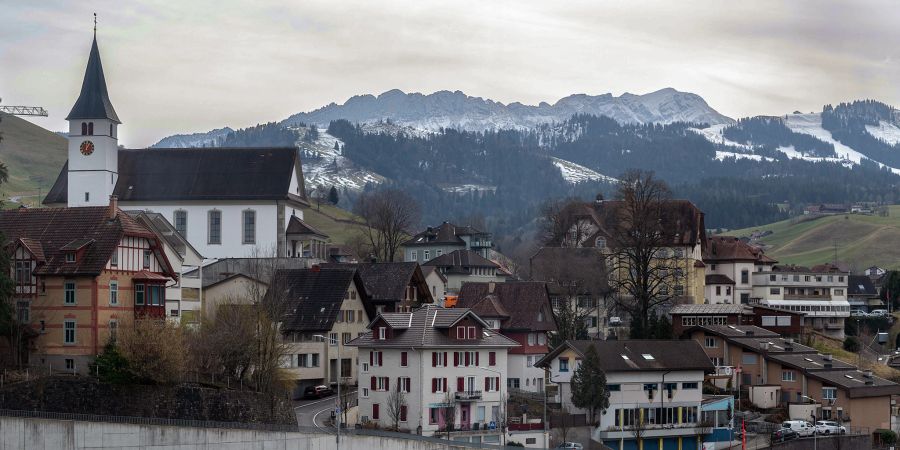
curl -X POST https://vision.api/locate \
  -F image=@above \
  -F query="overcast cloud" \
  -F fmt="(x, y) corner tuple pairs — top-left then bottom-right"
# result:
(2, 0), (899, 147)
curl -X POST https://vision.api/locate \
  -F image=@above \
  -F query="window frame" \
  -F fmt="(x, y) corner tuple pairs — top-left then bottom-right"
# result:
(109, 281), (118, 305)
(173, 210), (188, 237)
(64, 280), (77, 305)
(207, 210), (222, 245)
(135, 283), (145, 305)
(64, 319), (76, 344)
(242, 209), (257, 245)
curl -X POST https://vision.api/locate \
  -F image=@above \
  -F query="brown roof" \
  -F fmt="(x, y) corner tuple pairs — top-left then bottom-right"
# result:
(348, 305), (520, 349)
(705, 274), (736, 285)
(669, 304), (745, 315)
(404, 222), (487, 247)
(285, 215), (329, 238)
(424, 249), (502, 270)
(688, 324), (780, 338)
(528, 247), (609, 294)
(272, 267), (368, 332)
(421, 265), (447, 283)
(536, 339), (715, 373)
(768, 353), (855, 372)
(806, 370), (900, 398)
(588, 199), (707, 249)
(704, 236), (776, 264)
(457, 282), (557, 332)
(0, 206), (171, 277)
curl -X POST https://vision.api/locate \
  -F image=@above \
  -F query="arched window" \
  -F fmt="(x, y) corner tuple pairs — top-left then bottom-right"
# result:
(81, 123), (87, 135)
(88, 122), (94, 135)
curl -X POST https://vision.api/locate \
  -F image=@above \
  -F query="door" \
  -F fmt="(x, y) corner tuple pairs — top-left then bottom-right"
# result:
(460, 404), (470, 430)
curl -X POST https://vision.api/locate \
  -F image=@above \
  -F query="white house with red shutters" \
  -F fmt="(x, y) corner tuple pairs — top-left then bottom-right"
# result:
(347, 305), (518, 443)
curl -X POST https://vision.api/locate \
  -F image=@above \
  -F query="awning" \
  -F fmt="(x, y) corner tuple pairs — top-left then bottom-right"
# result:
(132, 270), (170, 281)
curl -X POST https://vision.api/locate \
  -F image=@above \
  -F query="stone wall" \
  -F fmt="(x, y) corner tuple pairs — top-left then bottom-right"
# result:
(771, 434), (871, 450)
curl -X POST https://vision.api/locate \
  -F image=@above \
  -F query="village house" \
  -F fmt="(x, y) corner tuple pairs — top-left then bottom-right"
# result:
(536, 340), (715, 450)
(1, 199), (177, 372)
(686, 324), (900, 432)
(43, 32), (309, 259)
(326, 262), (434, 313)
(703, 236), (777, 305)
(421, 266), (448, 306)
(271, 266), (371, 397)
(347, 305), (518, 444)
(402, 222), (494, 263)
(423, 249), (510, 295)
(847, 274), (882, 313)
(670, 304), (805, 338)
(457, 282), (557, 393)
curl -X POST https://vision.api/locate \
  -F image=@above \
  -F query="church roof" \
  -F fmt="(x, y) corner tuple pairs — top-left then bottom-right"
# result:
(44, 147), (308, 205)
(66, 37), (120, 124)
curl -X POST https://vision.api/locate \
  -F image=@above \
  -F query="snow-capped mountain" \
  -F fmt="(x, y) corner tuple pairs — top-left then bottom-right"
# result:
(294, 126), (386, 191)
(282, 88), (733, 131)
(150, 127), (233, 148)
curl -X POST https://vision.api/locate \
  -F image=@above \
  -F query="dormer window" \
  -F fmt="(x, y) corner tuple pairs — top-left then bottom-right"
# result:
(65, 252), (76, 263)
(456, 327), (465, 339)
(378, 327), (386, 340)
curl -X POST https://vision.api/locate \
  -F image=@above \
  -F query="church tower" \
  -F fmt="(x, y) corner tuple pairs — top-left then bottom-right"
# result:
(65, 30), (121, 207)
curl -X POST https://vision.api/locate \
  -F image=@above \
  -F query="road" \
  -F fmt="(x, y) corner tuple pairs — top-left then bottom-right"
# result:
(293, 390), (357, 429)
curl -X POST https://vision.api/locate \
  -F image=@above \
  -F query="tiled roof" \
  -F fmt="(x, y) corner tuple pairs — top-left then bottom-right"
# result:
(588, 199), (707, 248)
(669, 304), (745, 315)
(349, 305), (520, 349)
(424, 249), (501, 269)
(323, 262), (434, 306)
(286, 215), (328, 238)
(457, 281), (557, 332)
(689, 324), (780, 338)
(768, 353), (855, 372)
(704, 236), (775, 263)
(848, 275), (877, 296)
(0, 206), (163, 276)
(126, 211), (202, 261)
(404, 222), (486, 247)
(537, 339), (714, 372)
(272, 267), (364, 332)
(44, 147), (307, 205)
(806, 370), (900, 398)
(705, 274), (736, 285)
(185, 257), (312, 288)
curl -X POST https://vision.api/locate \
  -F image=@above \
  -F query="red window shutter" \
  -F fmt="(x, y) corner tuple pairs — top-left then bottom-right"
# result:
(432, 352), (437, 367)
(378, 352), (383, 366)
(496, 377), (500, 390)
(405, 378), (411, 391)
(401, 352), (408, 366)
(489, 352), (496, 366)
(465, 352), (470, 366)
(443, 352), (448, 366)
(485, 377), (490, 391)
(475, 352), (480, 366)
(432, 378), (437, 393)
(457, 377), (464, 391)
(371, 376), (376, 390)
(370, 351), (374, 365)
(443, 378), (448, 392)
(400, 405), (407, 422)
(454, 352), (459, 366)
(373, 403), (379, 420)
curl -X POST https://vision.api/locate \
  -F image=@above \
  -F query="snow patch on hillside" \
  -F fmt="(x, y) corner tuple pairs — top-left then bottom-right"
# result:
(689, 124), (754, 149)
(784, 113), (900, 175)
(866, 121), (900, 145)
(551, 157), (617, 183)
(773, 145), (851, 166)
(300, 128), (386, 191)
(442, 184), (497, 194)
(714, 151), (774, 162)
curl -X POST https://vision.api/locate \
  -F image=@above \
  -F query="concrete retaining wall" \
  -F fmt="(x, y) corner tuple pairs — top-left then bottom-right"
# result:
(0, 416), (519, 450)
(771, 434), (871, 450)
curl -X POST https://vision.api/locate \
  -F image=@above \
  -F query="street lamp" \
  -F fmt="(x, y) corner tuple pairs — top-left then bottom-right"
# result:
(800, 395), (819, 450)
(544, 373), (563, 449)
(314, 334), (341, 449)
(478, 366), (504, 444)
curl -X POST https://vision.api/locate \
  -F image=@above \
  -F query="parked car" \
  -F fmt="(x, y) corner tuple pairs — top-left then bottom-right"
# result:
(303, 385), (334, 399)
(771, 427), (799, 443)
(555, 443), (584, 449)
(782, 420), (816, 437)
(609, 317), (623, 326)
(870, 309), (889, 317)
(850, 310), (868, 317)
(815, 420), (847, 435)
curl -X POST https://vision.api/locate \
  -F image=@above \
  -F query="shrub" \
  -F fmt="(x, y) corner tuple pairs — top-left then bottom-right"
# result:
(89, 342), (134, 384)
(506, 442), (525, 447)
(843, 336), (861, 352)
(876, 429), (898, 445)
(118, 318), (187, 384)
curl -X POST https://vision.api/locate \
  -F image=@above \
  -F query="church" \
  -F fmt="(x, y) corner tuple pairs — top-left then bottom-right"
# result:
(43, 32), (310, 259)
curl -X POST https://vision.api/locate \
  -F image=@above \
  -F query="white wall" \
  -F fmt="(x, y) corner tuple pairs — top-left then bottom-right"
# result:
(507, 354), (544, 392)
(67, 119), (118, 207)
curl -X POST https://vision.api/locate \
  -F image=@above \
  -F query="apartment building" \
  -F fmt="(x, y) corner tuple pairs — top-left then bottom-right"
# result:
(403, 222), (493, 262)
(687, 324), (900, 432)
(1, 200), (177, 372)
(457, 281), (557, 393)
(326, 262), (434, 313)
(536, 340), (715, 450)
(348, 306), (518, 443)
(423, 250), (510, 294)
(703, 236), (777, 304)
(751, 265), (851, 339)
(272, 267), (371, 397)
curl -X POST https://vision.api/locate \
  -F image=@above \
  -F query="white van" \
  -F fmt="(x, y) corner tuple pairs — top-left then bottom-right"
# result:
(782, 420), (815, 437)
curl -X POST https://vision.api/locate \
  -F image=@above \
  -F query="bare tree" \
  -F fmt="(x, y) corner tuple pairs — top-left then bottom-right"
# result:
(694, 417), (714, 449)
(189, 300), (257, 384)
(386, 382), (407, 431)
(603, 170), (682, 337)
(353, 189), (420, 262)
(630, 411), (648, 449)
(441, 393), (457, 439)
(552, 407), (574, 446)
(118, 317), (187, 383)
(539, 198), (595, 247)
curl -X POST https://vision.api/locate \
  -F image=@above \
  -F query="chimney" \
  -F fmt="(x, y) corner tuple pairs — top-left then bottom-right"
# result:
(823, 354), (833, 362)
(865, 379), (875, 385)
(108, 195), (118, 220)
(488, 281), (496, 294)
(760, 342), (770, 351)
(863, 370), (873, 379)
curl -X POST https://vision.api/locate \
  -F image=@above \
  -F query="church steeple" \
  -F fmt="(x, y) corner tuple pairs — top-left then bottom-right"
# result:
(66, 29), (120, 124)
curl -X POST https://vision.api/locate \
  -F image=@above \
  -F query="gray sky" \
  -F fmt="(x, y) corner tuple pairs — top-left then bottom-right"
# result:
(3, 0), (900, 147)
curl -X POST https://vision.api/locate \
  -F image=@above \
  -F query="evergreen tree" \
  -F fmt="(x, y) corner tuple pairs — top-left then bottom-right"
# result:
(328, 186), (339, 205)
(570, 345), (610, 425)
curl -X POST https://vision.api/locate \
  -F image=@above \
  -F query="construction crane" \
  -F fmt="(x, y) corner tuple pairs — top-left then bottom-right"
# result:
(0, 97), (48, 116)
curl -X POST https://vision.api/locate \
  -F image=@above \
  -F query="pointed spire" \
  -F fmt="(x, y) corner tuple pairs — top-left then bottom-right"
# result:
(66, 25), (121, 124)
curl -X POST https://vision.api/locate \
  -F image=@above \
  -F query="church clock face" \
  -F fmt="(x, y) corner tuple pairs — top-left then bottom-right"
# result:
(80, 140), (94, 156)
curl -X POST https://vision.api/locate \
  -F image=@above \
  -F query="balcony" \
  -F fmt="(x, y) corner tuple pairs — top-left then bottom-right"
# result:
(455, 390), (482, 401)
(784, 294), (832, 300)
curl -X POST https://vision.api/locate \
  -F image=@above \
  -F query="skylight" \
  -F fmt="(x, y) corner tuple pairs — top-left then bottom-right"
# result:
(844, 374), (854, 379)
(642, 354), (655, 360)
(621, 355), (630, 360)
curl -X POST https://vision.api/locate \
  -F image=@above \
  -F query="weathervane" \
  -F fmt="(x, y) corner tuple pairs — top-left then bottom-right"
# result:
(93, 13), (97, 37)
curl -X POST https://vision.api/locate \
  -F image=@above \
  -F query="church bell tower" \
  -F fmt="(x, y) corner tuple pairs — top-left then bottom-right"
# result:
(65, 24), (121, 207)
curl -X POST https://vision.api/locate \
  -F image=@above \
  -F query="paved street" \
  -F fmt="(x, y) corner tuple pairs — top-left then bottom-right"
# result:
(293, 390), (357, 429)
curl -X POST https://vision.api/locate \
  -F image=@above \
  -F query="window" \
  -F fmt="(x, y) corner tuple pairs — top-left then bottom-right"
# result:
(135, 284), (145, 305)
(769, 287), (782, 295)
(559, 357), (569, 372)
(770, 274), (777, 281)
(372, 404), (380, 420)
(740, 293), (750, 304)
(370, 351), (383, 367)
(81, 122), (87, 135)
(361, 387), (369, 398)
(741, 353), (758, 365)
(110, 123), (114, 137)
(433, 351), (446, 367)
(110, 249), (118, 266)
(109, 320), (118, 342)
(141, 250), (151, 269)
(674, 285), (684, 296)
(400, 405), (407, 422)
(400, 351), (408, 367)
(682, 382), (698, 389)
(715, 286), (721, 296)
(411, 251), (417, 261)
(436, 249), (442, 257)
(342, 332), (352, 344)
(242, 210), (256, 244)
(16, 301), (29, 323)
(208, 210), (222, 244)
(378, 327), (386, 340)
(527, 333), (536, 345)
(834, 289), (844, 295)
(64, 281), (76, 305)
(39, 320), (45, 333)
(595, 237), (606, 248)
(14, 260), (31, 285)
(607, 384), (621, 391)
(109, 281), (118, 305)
(467, 326), (475, 339)
(373, 376), (389, 391)
(508, 378), (520, 389)
(88, 122), (93, 135)
(64, 320), (76, 344)
(66, 252), (76, 263)
(485, 376), (500, 392)
(838, 276), (845, 282)
(311, 353), (319, 367)
(173, 210), (187, 236)
(399, 377), (411, 393)
(430, 408), (440, 424)
(782, 370), (796, 382)
(740, 270), (749, 284)
(65, 358), (75, 370)
(424, 250), (430, 260)
(432, 377), (447, 393)
(823, 387), (837, 400)
(329, 333), (338, 346)
(704, 337), (717, 348)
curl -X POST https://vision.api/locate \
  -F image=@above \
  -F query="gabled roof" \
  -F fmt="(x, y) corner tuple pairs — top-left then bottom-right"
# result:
(588, 199), (707, 249)
(44, 147), (308, 205)
(704, 236), (776, 264)
(126, 211), (203, 262)
(404, 222), (488, 247)
(848, 275), (877, 296)
(66, 36), (120, 123)
(185, 257), (311, 289)
(348, 305), (519, 349)
(806, 370), (900, 398)
(669, 304), (745, 315)
(286, 215), (328, 239)
(0, 206), (172, 277)
(421, 265), (447, 283)
(536, 340), (715, 373)
(424, 249), (502, 269)
(323, 262), (434, 305)
(273, 267), (367, 332)
(705, 274), (735, 285)
(457, 281), (557, 332)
